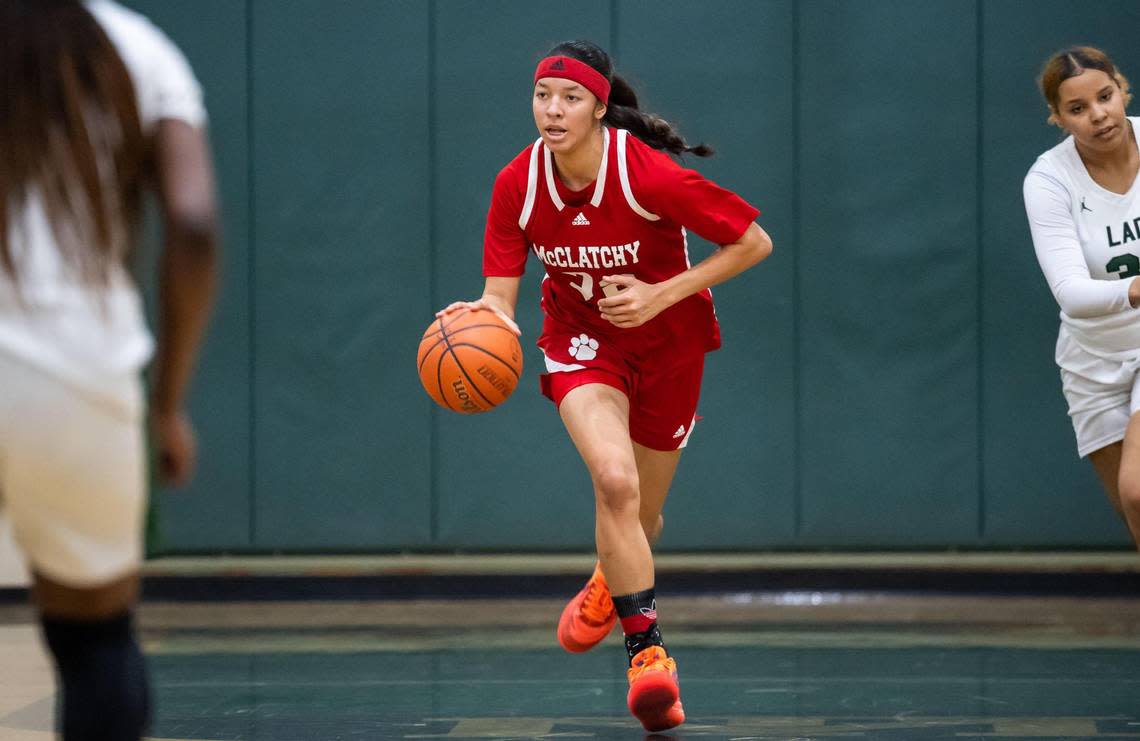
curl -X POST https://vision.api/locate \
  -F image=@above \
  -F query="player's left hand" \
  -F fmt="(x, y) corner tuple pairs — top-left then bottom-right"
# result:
(597, 274), (667, 328)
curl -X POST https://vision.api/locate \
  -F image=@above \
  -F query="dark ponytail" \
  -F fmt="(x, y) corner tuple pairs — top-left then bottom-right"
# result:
(546, 40), (713, 158)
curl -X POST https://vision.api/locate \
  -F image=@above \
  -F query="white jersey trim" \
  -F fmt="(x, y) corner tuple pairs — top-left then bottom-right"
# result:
(678, 414), (697, 448)
(617, 129), (660, 221)
(541, 128), (611, 213)
(543, 352), (586, 374)
(543, 145), (566, 212)
(589, 127), (610, 207)
(684, 225), (717, 314)
(518, 138), (542, 230)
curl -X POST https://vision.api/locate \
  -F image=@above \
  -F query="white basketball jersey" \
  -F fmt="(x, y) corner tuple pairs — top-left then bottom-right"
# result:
(1024, 117), (1140, 359)
(0, 1), (206, 407)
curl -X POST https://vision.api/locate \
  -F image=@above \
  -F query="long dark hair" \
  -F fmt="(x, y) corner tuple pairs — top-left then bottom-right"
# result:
(547, 40), (713, 158)
(0, 0), (146, 285)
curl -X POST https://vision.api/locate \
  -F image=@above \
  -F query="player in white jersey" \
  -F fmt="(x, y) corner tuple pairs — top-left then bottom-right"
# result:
(0, 1), (219, 737)
(1023, 46), (1140, 548)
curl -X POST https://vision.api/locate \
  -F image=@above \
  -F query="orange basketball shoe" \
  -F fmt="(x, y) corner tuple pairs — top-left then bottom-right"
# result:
(556, 562), (617, 653)
(626, 645), (684, 732)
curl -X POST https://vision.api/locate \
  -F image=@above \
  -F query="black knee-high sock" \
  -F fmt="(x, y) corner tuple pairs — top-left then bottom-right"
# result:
(612, 587), (666, 663)
(41, 612), (151, 741)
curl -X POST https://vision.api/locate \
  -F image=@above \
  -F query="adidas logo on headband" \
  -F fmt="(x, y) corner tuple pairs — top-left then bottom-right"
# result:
(534, 56), (611, 105)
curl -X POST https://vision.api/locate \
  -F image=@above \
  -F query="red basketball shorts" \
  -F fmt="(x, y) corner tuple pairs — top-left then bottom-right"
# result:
(536, 320), (705, 452)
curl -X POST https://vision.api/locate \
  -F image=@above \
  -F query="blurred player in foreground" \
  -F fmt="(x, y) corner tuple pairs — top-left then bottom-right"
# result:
(0, 1), (219, 737)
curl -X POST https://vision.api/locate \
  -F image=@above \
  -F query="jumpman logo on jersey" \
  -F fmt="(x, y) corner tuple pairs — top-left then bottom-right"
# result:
(1082, 198), (1093, 213)
(572, 212), (590, 226)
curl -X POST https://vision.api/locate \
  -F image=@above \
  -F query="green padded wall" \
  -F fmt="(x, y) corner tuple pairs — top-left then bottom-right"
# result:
(615, 0), (798, 548)
(128, 0), (253, 549)
(122, 0), (1138, 551)
(248, 0), (433, 547)
(797, 0), (981, 545)
(432, 1), (610, 548)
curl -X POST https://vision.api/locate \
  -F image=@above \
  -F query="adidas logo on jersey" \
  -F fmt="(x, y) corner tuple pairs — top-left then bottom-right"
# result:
(572, 212), (590, 226)
(673, 425), (686, 439)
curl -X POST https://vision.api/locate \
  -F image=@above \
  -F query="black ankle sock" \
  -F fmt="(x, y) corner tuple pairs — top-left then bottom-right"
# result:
(612, 588), (666, 662)
(41, 611), (151, 741)
(623, 622), (666, 662)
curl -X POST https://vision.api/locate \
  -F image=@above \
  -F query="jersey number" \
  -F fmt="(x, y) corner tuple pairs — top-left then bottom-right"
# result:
(1107, 254), (1140, 279)
(565, 272), (633, 301)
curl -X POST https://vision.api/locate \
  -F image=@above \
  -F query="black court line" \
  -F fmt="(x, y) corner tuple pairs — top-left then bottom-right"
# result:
(3, 566), (1138, 604)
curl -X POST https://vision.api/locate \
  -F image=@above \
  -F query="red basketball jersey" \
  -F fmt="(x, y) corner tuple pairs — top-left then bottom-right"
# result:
(484, 127), (759, 354)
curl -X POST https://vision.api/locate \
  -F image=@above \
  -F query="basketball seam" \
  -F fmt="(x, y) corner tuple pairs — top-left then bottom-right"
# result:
(418, 322), (513, 372)
(435, 347), (459, 413)
(440, 309), (472, 331)
(448, 346), (496, 409)
(445, 343), (522, 381)
(438, 318), (495, 411)
(419, 335), (444, 373)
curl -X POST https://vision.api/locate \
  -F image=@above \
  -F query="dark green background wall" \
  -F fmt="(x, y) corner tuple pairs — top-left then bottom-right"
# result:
(125, 0), (1140, 552)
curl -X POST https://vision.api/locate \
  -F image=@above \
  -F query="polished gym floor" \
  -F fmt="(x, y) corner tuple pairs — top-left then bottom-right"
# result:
(1, 554), (1139, 740)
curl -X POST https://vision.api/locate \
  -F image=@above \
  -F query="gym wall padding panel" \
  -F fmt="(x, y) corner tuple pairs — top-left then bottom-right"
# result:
(796, 0), (981, 545)
(128, 0), (254, 550)
(980, 1), (1140, 545)
(615, 0), (799, 548)
(249, 0), (433, 548)
(123, 0), (1137, 551)
(432, 1), (611, 548)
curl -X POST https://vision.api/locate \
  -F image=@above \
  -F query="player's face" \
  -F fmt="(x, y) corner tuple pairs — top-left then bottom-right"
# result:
(1055, 70), (1129, 154)
(533, 78), (605, 154)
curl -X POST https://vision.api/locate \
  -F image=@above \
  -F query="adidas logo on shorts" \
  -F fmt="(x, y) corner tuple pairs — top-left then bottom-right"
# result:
(673, 425), (686, 439)
(572, 212), (590, 226)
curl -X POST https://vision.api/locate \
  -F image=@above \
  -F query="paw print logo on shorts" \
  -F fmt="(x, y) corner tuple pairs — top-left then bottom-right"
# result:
(569, 334), (599, 361)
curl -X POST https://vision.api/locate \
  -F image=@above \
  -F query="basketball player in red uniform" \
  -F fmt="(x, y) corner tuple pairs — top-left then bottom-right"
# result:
(440, 39), (772, 731)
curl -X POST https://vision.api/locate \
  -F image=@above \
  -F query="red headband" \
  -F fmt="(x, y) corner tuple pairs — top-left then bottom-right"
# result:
(534, 56), (611, 105)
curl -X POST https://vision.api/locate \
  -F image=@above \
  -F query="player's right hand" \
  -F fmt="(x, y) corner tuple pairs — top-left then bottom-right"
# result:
(436, 298), (521, 336)
(151, 408), (197, 488)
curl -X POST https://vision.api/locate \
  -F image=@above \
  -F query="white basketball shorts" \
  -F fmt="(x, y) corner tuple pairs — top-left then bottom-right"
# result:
(1057, 330), (1140, 458)
(0, 351), (146, 586)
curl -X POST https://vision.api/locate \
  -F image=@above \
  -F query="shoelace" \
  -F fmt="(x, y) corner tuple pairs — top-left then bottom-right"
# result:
(628, 646), (675, 681)
(580, 574), (614, 625)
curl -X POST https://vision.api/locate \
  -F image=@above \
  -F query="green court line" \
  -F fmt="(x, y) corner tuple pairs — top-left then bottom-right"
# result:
(144, 627), (1140, 655)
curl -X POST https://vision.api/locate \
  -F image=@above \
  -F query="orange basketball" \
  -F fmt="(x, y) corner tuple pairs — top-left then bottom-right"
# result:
(417, 308), (523, 413)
